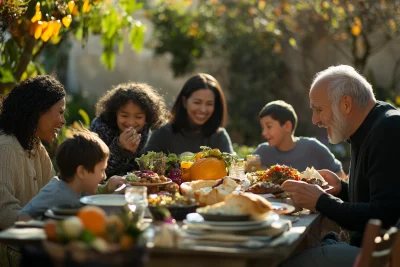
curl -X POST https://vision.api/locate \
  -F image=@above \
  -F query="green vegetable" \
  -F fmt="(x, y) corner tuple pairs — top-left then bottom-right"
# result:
(126, 172), (139, 182)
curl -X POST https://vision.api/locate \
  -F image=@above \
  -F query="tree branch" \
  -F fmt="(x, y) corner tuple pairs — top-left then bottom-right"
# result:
(14, 35), (36, 82)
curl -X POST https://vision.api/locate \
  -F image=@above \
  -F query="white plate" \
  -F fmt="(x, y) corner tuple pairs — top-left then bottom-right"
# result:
(270, 202), (295, 214)
(80, 194), (126, 206)
(184, 211), (279, 231)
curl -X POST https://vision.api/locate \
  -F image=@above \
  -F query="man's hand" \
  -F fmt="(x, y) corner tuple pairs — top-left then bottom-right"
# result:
(105, 176), (126, 193)
(119, 127), (141, 152)
(281, 180), (325, 212)
(317, 169), (342, 196)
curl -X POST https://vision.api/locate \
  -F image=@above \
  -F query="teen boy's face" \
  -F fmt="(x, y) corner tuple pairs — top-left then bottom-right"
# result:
(116, 101), (146, 133)
(260, 116), (288, 148)
(82, 159), (108, 195)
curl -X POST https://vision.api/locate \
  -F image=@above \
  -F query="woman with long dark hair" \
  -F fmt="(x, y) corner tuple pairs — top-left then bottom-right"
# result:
(0, 75), (66, 229)
(144, 73), (234, 154)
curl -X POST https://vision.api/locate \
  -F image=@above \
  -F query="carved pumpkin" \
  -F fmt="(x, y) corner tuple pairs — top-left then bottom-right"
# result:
(189, 157), (227, 181)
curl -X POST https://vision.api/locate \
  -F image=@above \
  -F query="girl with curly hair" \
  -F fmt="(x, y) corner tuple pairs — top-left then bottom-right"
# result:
(144, 73), (234, 155)
(91, 82), (169, 177)
(0, 75), (66, 229)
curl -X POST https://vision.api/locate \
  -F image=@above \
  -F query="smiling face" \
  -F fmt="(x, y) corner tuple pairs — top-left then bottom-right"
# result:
(116, 101), (146, 132)
(260, 115), (291, 148)
(36, 98), (66, 143)
(184, 89), (215, 126)
(81, 158), (108, 195)
(310, 82), (349, 144)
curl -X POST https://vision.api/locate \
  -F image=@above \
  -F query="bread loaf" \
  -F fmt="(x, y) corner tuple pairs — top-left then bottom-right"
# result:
(197, 192), (272, 220)
(180, 180), (219, 198)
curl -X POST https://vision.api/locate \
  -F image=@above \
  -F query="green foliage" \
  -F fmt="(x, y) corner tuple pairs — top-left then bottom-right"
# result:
(0, 0), (146, 93)
(233, 144), (256, 160)
(149, 0), (400, 145)
(149, 0), (289, 145)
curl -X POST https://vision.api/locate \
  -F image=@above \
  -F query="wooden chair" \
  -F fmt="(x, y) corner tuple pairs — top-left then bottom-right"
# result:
(354, 219), (400, 267)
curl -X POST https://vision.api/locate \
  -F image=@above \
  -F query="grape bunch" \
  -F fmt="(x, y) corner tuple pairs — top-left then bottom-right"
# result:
(167, 163), (183, 185)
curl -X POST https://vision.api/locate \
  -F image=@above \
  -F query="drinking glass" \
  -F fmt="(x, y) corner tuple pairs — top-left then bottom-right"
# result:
(125, 186), (148, 222)
(246, 154), (261, 172)
(229, 158), (245, 178)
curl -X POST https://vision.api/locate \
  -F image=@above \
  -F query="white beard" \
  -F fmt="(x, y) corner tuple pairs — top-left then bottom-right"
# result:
(328, 105), (349, 144)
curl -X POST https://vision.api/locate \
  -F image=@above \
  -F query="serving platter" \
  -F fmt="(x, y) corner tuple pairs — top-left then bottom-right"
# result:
(127, 178), (172, 187)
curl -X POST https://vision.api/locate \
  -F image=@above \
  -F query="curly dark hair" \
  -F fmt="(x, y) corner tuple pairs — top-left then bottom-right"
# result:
(95, 82), (169, 130)
(0, 75), (66, 151)
(171, 73), (227, 136)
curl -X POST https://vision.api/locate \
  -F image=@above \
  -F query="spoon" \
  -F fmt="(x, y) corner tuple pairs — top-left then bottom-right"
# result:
(114, 183), (127, 192)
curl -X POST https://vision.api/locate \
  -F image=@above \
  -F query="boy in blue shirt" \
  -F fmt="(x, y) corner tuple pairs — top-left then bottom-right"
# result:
(18, 129), (125, 219)
(254, 100), (346, 178)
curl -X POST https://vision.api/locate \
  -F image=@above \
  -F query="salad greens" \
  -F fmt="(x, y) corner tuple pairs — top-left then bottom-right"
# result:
(135, 151), (179, 174)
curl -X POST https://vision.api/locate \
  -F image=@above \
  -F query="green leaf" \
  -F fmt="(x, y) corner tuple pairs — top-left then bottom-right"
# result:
(119, 0), (144, 14)
(75, 27), (83, 41)
(100, 51), (116, 70)
(0, 68), (15, 83)
(129, 22), (146, 52)
(78, 109), (90, 127)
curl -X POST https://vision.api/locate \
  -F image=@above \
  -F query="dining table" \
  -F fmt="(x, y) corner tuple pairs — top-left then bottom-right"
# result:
(0, 208), (325, 267)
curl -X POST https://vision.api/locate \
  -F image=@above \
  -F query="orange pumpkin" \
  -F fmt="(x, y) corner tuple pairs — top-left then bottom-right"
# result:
(189, 157), (227, 181)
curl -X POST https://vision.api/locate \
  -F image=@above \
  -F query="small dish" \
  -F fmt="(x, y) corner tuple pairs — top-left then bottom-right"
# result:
(51, 204), (83, 215)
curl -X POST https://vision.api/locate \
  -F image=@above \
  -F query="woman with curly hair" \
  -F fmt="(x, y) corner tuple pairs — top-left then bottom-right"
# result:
(91, 82), (169, 177)
(0, 75), (66, 229)
(144, 73), (234, 155)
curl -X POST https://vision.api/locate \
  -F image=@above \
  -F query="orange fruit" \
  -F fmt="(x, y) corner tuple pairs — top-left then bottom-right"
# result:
(44, 220), (59, 241)
(77, 206), (107, 236)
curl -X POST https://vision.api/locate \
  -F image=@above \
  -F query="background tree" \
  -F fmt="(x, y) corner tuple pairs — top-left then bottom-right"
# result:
(0, 0), (146, 94)
(150, 0), (291, 146)
(149, 0), (400, 146)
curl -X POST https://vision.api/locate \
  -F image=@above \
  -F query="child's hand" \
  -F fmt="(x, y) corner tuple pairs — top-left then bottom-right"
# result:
(119, 127), (141, 153)
(105, 175), (126, 193)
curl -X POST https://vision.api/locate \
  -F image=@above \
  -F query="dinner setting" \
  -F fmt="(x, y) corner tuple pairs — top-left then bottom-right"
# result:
(0, 144), (349, 267)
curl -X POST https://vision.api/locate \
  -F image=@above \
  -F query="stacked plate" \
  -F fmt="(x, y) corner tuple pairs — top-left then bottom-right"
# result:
(44, 204), (83, 220)
(183, 211), (280, 232)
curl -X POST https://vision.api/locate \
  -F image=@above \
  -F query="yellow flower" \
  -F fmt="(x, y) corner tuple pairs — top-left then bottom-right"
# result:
(68, 1), (75, 13)
(83, 0), (92, 13)
(62, 15), (72, 28)
(31, 11), (41, 23)
(35, 2), (40, 12)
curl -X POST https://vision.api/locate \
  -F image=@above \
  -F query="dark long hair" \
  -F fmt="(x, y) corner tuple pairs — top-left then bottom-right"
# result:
(170, 73), (227, 136)
(0, 75), (66, 151)
(95, 82), (168, 131)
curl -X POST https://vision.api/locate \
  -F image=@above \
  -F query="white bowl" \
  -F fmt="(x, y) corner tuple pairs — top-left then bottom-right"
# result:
(80, 194), (127, 214)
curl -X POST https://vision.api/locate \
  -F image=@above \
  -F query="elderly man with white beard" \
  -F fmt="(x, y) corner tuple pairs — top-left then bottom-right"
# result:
(280, 65), (400, 267)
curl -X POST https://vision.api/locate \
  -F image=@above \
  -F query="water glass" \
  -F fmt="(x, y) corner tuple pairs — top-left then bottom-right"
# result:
(229, 159), (245, 178)
(125, 186), (148, 221)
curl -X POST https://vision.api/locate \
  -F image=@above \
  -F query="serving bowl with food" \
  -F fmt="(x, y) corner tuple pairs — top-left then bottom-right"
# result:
(147, 193), (198, 221)
(125, 171), (172, 194)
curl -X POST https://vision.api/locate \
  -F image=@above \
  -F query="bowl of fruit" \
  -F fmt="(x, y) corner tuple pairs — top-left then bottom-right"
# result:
(147, 193), (198, 221)
(39, 205), (148, 267)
